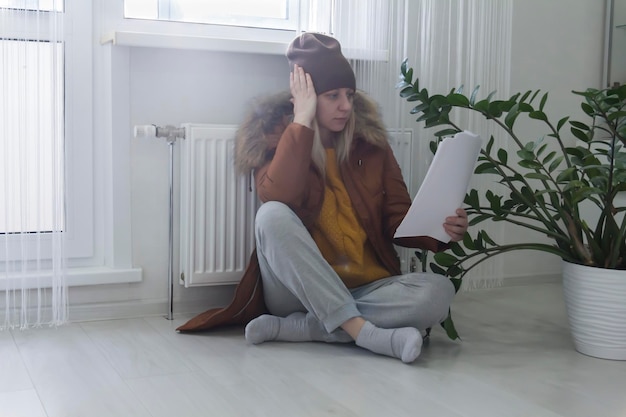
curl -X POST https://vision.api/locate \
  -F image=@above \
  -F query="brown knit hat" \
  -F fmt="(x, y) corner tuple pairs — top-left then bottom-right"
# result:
(286, 33), (356, 94)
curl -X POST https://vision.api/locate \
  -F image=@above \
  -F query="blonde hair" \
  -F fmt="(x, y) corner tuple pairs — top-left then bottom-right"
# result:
(310, 111), (356, 176)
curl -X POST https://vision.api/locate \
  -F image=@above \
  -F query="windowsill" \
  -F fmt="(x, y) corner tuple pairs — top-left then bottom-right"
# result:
(101, 31), (289, 55)
(100, 31), (390, 61)
(67, 266), (142, 286)
(0, 266), (142, 291)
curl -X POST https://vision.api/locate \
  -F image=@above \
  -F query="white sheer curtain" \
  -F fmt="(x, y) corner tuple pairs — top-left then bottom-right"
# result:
(300, 0), (409, 133)
(411, 0), (513, 288)
(303, 0), (513, 288)
(0, 0), (68, 329)
(300, 0), (416, 270)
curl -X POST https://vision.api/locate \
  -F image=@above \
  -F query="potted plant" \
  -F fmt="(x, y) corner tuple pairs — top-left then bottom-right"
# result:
(397, 59), (626, 360)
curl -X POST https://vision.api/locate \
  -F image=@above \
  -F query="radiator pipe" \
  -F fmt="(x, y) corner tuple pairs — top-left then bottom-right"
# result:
(134, 124), (185, 320)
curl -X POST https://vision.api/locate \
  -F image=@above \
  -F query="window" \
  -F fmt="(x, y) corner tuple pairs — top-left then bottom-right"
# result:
(1, 39), (64, 234)
(0, 0), (62, 11)
(1, 1), (95, 262)
(124, 0), (299, 31)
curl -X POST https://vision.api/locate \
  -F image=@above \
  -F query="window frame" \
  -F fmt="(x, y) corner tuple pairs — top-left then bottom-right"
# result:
(101, 0), (304, 52)
(123, 0), (300, 31)
(0, 2), (140, 285)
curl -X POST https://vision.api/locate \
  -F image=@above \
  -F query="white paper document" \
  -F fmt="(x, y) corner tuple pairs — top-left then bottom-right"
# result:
(394, 130), (482, 242)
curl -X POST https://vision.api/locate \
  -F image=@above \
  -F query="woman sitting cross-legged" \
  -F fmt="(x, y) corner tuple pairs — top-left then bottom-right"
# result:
(234, 32), (468, 364)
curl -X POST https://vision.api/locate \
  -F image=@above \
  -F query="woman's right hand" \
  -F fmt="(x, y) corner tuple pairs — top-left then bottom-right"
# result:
(290, 64), (317, 129)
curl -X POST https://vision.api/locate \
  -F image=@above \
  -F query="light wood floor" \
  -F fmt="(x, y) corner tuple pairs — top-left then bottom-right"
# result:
(2, 283), (625, 417)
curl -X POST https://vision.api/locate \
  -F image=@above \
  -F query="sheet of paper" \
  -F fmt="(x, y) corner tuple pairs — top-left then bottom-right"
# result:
(394, 130), (482, 242)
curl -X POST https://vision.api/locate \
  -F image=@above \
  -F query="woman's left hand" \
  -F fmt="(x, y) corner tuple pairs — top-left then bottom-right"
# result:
(443, 208), (468, 242)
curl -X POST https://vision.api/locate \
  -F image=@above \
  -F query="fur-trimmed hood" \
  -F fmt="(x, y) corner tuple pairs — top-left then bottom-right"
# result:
(235, 90), (389, 174)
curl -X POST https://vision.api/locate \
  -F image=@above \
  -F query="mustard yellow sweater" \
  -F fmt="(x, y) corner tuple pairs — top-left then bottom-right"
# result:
(310, 149), (391, 288)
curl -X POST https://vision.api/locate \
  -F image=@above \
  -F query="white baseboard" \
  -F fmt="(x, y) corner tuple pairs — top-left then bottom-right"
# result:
(67, 274), (563, 323)
(69, 289), (235, 323)
(499, 273), (561, 287)
(461, 272), (561, 292)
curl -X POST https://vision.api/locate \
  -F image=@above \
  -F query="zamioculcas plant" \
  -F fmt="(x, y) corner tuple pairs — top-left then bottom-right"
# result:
(397, 59), (626, 339)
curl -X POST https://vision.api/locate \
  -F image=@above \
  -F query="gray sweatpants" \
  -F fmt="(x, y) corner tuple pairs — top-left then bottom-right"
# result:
(255, 201), (455, 342)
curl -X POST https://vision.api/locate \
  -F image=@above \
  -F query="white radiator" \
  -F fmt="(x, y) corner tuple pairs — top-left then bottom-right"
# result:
(178, 124), (414, 287)
(388, 129), (414, 274)
(179, 124), (257, 287)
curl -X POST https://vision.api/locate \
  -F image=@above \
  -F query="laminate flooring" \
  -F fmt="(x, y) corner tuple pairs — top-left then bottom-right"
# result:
(2, 283), (625, 417)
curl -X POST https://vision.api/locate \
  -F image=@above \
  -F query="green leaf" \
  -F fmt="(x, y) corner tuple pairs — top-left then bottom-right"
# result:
(608, 111), (626, 121)
(519, 103), (534, 113)
(557, 116), (569, 131)
(399, 86), (414, 98)
(525, 172), (551, 181)
(571, 127), (590, 142)
(548, 156), (564, 172)
(542, 151), (556, 164)
(410, 102), (430, 114)
(463, 232), (476, 250)
(556, 167), (577, 182)
(539, 92), (548, 111)
(429, 263), (447, 276)
(485, 136), (495, 155)
(434, 252), (458, 267)
(529, 90), (541, 104)
(469, 214), (492, 226)
(434, 128), (461, 137)
(465, 189), (479, 206)
(517, 149), (535, 160)
(441, 312), (460, 340)
(529, 110), (548, 121)
(475, 162), (498, 175)
(570, 121), (589, 130)
(469, 85), (481, 106)
(473, 99), (490, 113)
(449, 242), (467, 257)
(487, 101), (504, 117)
(581, 102), (594, 116)
(496, 149), (508, 164)
(447, 94), (470, 107)
(449, 278), (463, 292)
(475, 234), (485, 250)
(480, 230), (497, 246)
(518, 159), (543, 169)
(504, 103), (520, 129)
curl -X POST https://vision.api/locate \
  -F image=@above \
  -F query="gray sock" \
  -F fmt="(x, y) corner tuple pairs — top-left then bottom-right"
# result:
(245, 313), (353, 344)
(355, 321), (423, 364)
(245, 313), (311, 344)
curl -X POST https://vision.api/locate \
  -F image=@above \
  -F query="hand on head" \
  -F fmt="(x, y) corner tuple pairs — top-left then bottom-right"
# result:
(290, 64), (317, 129)
(443, 208), (468, 242)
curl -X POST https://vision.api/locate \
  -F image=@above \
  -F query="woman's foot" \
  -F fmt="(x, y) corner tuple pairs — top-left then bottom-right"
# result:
(245, 313), (312, 344)
(355, 321), (423, 364)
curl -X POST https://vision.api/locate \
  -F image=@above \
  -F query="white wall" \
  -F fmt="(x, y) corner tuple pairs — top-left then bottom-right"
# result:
(72, 0), (608, 320)
(611, 0), (626, 84)
(498, 0), (606, 282)
(129, 48), (289, 314)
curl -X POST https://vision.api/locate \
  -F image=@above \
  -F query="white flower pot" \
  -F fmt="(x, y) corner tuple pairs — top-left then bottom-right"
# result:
(562, 261), (626, 360)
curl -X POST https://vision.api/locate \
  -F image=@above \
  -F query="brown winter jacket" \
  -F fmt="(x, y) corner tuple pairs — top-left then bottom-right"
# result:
(177, 91), (446, 332)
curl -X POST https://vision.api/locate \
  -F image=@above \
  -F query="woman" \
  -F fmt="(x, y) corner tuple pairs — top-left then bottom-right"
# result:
(178, 33), (468, 364)
(235, 33), (468, 364)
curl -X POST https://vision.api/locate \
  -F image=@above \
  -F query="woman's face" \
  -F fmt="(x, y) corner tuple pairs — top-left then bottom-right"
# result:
(316, 88), (355, 133)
